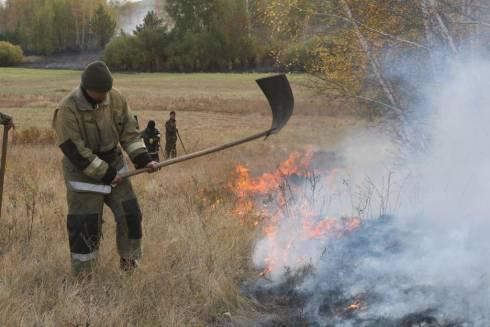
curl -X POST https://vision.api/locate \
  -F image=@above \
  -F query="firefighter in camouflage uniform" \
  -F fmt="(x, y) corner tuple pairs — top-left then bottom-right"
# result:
(53, 61), (158, 275)
(141, 120), (161, 162)
(165, 111), (178, 159)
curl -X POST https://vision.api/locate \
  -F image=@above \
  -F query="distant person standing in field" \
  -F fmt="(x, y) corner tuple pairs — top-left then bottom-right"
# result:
(53, 61), (158, 276)
(165, 111), (178, 159)
(0, 112), (14, 129)
(141, 120), (161, 161)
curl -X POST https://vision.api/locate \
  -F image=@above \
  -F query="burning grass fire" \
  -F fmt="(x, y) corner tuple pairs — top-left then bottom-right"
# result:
(229, 147), (486, 326)
(229, 149), (361, 279)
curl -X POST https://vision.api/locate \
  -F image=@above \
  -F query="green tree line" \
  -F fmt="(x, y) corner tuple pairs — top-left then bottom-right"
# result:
(104, 0), (274, 72)
(0, 0), (277, 71)
(0, 0), (116, 55)
(4, 0), (488, 95)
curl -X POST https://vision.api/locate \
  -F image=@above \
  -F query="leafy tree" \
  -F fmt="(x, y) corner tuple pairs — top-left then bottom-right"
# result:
(90, 4), (117, 48)
(260, 0), (490, 118)
(103, 33), (139, 70)
(133, 10), (169, 71)
(0, 41), (23, 66)
(165, 0), (260, 71)
(31, 0), (56, 55)
(0, 0), (116, 53)
(166, 30), (204, 71)
(260, 0), (426, 115)
(0, 4), (5, 34)
(165, 0), (215, 34)
(52, 0), (76, 51)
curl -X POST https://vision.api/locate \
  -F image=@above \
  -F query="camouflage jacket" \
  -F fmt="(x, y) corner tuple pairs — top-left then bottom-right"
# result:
(53, 87), (152, 184)
(141, 127), (161, 153)
(165, 119), (177, 141)
(0, 112), (12, 125)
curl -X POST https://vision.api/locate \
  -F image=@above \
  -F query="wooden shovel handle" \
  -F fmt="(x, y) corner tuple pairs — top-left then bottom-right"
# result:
(120, 130), (272, 179)
(0, 127), (9, 219)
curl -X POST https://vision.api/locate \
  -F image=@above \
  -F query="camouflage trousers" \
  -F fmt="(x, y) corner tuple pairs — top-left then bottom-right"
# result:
(63, 154), (142, 275)
(165, 140), (177, 159)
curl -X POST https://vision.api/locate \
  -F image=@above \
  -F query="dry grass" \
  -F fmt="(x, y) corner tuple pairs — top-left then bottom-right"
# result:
(10, 127), (57, 145)
(0, 68), (366, 325)
(0, 68), (353, 121)
(0, 145), (258, 326)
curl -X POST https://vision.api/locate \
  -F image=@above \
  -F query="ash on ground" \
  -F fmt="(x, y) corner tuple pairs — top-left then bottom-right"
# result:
(241, 216), (475, 327)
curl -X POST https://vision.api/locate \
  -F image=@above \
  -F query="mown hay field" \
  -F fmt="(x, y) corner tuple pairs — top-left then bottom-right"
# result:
(0, 68), (365, 326)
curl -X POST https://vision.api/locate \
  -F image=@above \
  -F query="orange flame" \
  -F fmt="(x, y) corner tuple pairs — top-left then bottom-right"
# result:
(345, 298), (367, 313)
(229, 149), (362, 276)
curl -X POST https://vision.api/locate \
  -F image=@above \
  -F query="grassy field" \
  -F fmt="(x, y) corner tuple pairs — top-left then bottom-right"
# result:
(0, 68), (365, 326)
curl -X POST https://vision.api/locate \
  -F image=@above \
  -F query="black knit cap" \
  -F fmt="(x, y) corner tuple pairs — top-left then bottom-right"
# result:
(81, 61), (113, 92)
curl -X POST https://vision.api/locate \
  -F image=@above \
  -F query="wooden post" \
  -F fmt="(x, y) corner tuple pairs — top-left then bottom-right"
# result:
(0, 127), (9, 219)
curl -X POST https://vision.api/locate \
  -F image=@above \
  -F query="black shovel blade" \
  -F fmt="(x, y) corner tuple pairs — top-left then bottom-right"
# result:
(256, 74), (294, 135)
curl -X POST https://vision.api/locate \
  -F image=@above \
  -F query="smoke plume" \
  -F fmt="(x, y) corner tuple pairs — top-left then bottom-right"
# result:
(118, 0), (158, 34)
(250, 57), (490, 325)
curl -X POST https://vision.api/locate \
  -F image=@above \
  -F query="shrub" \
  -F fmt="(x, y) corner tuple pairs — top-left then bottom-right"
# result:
(103, 35), (137, 71)
(0, 41), (24, 66)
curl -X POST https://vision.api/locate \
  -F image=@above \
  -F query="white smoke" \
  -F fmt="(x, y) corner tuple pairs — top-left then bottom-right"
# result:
(387, 58), (490, 323)
(252, 58), (490, 325)
(252, 130), (398, 281)
(117, 0), (158, 34)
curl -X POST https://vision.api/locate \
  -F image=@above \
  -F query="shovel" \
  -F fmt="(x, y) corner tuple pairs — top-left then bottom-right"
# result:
(120, 74), (294, 180)
(176, 130), (188, 154)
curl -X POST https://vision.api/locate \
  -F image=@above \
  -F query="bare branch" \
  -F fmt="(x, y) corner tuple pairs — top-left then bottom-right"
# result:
(427, 0), (459, 53)
(353, 95), (405, 114)
(308, 74), (405, 115)
(339, 0), (402, 112)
